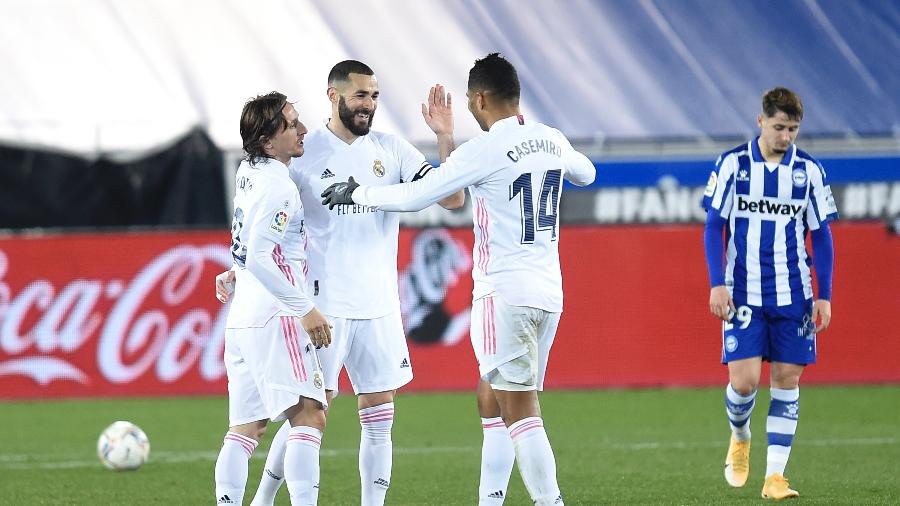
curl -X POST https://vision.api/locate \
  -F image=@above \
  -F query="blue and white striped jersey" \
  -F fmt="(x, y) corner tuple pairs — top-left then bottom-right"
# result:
(702, 138), (838, 307)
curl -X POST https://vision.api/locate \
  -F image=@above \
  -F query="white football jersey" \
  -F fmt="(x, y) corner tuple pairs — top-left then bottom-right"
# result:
(289, 126), (434, 319)
(226, 157), (314, 328)
(352, 115), (596, 312)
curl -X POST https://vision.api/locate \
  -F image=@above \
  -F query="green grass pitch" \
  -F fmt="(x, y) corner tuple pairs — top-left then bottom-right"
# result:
(2, 386), (898, 505)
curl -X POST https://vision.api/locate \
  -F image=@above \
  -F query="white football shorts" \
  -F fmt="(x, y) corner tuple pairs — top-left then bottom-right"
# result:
(470, 294), (560, 392)
(224, 315), (327, 426)
(316, 310), (413, 395)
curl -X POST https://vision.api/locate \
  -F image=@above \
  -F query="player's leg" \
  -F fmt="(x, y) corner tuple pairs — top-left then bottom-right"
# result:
(481, 298), (563, 506)
(721, 303), (766, 487)
(761, 362), (803, 499)
(250, 314), (348, 506)
(346, 311), (412, 506)
(249, 420), (290, 506)
(357, 390), (396, 506)
(246, 315), (328, 506)
(761, 300), (812, 499)
(250, 390), (336, 506)
(216, 328), (269, 505)
(476, 379), (514, 506)
(282, 396), (327, 506)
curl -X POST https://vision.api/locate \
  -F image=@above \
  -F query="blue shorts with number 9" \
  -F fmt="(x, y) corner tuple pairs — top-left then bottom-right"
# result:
(721, 298), (816, 365)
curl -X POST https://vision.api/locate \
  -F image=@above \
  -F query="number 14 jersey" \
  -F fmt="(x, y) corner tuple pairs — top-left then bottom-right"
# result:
(352, 115), (596, 313)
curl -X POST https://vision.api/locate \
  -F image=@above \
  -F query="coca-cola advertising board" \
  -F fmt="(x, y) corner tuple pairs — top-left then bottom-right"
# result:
(1, 223), (898, 399)
(0, 232), (231, 398)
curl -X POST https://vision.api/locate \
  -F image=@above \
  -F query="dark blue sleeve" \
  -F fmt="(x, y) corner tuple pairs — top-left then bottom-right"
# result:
(810, 221), (834, 301)
(704, 209), (727, 287)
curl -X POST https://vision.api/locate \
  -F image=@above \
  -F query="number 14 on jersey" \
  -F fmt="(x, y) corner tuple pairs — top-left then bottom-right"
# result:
(509, 169), (562, 243)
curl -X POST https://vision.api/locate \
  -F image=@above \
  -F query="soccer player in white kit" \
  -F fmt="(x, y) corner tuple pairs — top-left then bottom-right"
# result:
(217, 61), (463, 506)
(214, 92), (332, 506)
(322, 53), (596, 506)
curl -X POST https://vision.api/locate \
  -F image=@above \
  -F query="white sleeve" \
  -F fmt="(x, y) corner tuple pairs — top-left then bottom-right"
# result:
(353, 140), (489, 211)
(556, 133), (596, 186)
(244, 190), (314, 317)
(563, 150), (596, 186)
(391, 135), (434, 183)
(804, 159), (839, 230)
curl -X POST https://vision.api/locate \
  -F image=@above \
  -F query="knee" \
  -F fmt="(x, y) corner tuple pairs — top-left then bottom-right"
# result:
(730, 379), (758, 396)
(254, 425), (268, 440)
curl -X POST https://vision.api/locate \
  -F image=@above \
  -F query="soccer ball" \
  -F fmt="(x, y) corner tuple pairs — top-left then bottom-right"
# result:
(97, 421), (151, 471)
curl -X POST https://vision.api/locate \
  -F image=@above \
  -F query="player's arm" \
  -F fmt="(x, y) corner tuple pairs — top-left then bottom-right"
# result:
(703, 154), (737, 322)
(556, 133), (596, 186)
(806, 159), (837, 333)
(326, 138), (488, 212)
(563, 149), (596, 186)
(809, 222), (834, 333)
(421, 84), (465, 209)
(705, 209), (735, 322)
(243, 191), (330, 346)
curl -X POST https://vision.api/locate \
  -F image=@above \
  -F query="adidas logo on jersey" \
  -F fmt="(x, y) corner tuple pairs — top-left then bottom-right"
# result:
(321, 169), (335, 179)
(487, 490), (504, 498)
(399, 358), (410, 368)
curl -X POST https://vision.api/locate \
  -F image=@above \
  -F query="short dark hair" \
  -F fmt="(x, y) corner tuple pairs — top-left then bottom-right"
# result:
(240, 92), (289, 165)
(328, 60), (374, 87)
(468, 52), (520, 102)
(762, 87), (803, 121)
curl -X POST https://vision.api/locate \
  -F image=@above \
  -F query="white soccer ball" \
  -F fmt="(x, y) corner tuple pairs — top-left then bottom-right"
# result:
(97, 421), (151, 471)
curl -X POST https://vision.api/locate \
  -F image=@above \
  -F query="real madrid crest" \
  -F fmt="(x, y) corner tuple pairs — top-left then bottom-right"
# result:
(313, 371), (324, 389)
(373, 159), (385, 177)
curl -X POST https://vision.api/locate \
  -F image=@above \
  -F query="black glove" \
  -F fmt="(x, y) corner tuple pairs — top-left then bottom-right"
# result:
(321, 176), (360, 210)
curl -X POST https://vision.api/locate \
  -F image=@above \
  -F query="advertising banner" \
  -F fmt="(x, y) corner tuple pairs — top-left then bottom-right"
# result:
(1, 223), (898, 399)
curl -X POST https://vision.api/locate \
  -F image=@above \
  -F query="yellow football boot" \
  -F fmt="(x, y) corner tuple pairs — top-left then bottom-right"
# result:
(761, 473), (800, 500)
(724, 435), (750, 487)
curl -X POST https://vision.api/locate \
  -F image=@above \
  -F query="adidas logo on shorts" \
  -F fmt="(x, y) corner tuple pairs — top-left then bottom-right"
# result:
(320, 168), (335, 179)
(399, 358), (410, 368)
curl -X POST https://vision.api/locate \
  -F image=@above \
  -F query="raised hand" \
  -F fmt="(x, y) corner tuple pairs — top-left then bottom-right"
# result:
(421, 84), (453, 136)
(321, 176), (360, 209)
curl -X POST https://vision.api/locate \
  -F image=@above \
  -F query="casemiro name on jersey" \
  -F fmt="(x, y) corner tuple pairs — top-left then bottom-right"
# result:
(506, 138), (563, 163)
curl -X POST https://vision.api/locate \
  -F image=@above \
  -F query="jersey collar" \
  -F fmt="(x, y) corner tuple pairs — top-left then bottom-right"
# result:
(489, 114), (527, 132)
(751, 136), (795, 167)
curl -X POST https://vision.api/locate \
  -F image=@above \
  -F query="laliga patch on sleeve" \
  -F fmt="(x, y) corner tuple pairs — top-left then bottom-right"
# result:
(703, 171), (717, 197)
(823, 185), (838, 214)
(269, 210), (289, 236)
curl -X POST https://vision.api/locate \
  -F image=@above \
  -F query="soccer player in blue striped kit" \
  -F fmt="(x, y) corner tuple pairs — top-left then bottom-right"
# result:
(702, 87), (837, 500)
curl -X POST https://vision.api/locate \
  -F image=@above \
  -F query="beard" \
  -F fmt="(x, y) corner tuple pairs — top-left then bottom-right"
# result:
(338, 96), (374, 136)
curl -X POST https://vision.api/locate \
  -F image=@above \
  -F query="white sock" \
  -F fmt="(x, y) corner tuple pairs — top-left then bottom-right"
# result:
(284, 426), (322, 506)
(215, 431), (259, 505)
(508, 417), (563, 506)
(479, 417), (515, 505)
(359, 402), (394, 506)
(250, 421), (290, 506)
(766, 387), (800, 477)
(725, 383), (757, 441)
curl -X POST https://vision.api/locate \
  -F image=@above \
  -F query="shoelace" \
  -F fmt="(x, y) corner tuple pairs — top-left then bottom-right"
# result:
(730, 443), (750, 472)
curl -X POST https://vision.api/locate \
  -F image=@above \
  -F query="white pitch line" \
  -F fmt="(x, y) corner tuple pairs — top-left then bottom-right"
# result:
(1, 437), (896, 471)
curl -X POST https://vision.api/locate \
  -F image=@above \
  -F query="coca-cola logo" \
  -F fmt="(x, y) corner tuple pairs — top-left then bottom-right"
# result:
(0, 244), (231, 387)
